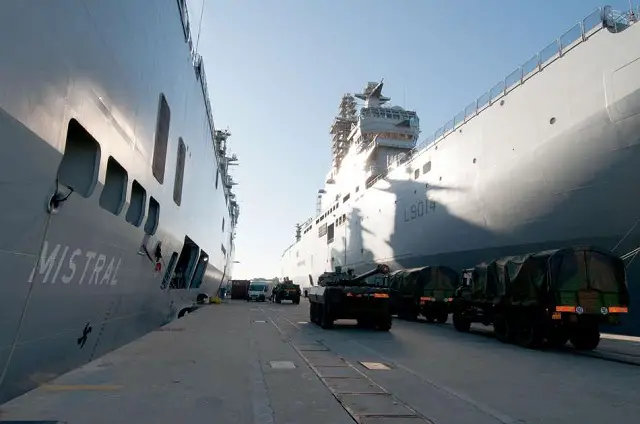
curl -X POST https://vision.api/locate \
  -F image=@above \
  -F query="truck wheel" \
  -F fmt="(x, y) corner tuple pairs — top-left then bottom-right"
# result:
(376, 317), (392, 331)
(547, 328), (569, 348)
(570, 328), (600, 351)
(424, 309), (435, 323)
(516, 319), (543, 349)
(493, 314), (513, 343)
(453, 312), (471, 332)
(294, 298), (300, 304)
(436, 311), (448, 324)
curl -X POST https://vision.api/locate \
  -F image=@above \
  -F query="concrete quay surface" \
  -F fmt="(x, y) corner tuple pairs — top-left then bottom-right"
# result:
(1, 298), (639, 424)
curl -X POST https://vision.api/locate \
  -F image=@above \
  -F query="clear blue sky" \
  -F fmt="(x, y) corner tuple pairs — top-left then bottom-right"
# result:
(187, 0), (631, 279)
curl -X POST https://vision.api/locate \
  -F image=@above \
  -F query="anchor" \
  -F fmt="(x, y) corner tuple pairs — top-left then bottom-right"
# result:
(77, 322), (92, 348)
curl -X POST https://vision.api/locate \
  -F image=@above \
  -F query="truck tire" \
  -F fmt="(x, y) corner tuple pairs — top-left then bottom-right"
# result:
(547, 328), (570, 348)
(357, 318), (373, 328)
(570, 327), (600, 351)
(436, 310), (448, 324)
(376, 316), (392, 331)
(493, 314), (514, 343)
(515, 318), (543, 349)
(400, 308), (418, 321)
(453, 311), (471, 332)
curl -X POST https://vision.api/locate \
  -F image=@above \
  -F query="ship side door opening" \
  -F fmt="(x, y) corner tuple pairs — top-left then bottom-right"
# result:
(168, 236), (200, 289)
(190, 250), (209, 289)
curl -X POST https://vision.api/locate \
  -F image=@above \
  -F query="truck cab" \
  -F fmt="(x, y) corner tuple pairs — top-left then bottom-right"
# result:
(247, 281), (269, 302)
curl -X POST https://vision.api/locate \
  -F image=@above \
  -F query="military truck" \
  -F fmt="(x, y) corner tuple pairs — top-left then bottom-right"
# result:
(308, 264), (392, 330)
(388, 266), (459, 323)
(272, 278), (301, 304)
(452, 246), (630, 350)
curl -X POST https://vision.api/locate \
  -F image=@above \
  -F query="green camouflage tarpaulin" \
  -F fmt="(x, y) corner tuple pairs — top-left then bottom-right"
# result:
(467, 246), (629, 308)
(392, 266), (459, 300)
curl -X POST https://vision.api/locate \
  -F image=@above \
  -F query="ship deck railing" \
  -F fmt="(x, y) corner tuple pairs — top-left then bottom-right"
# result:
(366, 5), (638, 190)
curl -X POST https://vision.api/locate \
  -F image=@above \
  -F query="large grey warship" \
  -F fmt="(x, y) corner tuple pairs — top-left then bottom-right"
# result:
(281, 6), (640, 335)
(0, 0), (238, 403)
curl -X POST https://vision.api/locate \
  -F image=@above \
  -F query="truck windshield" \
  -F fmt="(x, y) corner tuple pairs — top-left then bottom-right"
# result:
(249, 283), (266, 291)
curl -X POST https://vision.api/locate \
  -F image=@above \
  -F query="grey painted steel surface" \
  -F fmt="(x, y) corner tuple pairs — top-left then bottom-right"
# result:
(0, 0), (237, 403)
(282, 8), (640, 335)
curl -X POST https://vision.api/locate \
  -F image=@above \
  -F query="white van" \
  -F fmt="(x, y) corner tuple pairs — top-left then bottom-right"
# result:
(247, 281), (269, 302)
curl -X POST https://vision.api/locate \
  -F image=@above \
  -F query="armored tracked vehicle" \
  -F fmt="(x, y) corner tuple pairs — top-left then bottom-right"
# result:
(308, 264), (392, 330)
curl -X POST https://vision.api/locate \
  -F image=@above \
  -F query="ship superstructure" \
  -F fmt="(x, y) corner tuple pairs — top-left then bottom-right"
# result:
(0, 0), (239, 402)
(281, 6), (640, 335)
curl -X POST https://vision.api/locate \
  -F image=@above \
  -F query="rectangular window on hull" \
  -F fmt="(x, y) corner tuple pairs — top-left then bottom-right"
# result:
(126, 180), (146, 227)
(57, 119), (101, 198)
(173, 138), (186, 206)
(152, 94), (171, 184)
(144, 197), (160, 235)
(99, 156), (128, 215)
(414, 169), (419, 179)
(423, 161), (431, 174)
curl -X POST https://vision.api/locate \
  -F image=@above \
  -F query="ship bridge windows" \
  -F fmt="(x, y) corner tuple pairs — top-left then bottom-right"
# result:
(99, 156), (128, 216)
(144, 197), (160, 235)
(152, 94), (171, 184)
(126, 180), (146, 227)
(57, 119), (101, 198)
(343, 193), (350, 203)
(336, 214), (347, 226)
(173, 137), (186, 206)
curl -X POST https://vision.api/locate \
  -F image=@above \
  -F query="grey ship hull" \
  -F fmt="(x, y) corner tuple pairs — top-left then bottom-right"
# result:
(282, 10), (640, 335)
(0, 1), (236, 403)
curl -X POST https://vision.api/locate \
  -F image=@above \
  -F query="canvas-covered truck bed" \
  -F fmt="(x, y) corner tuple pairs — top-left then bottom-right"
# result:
(452, 246), (630, 350)
(389, 266), (459, 323)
